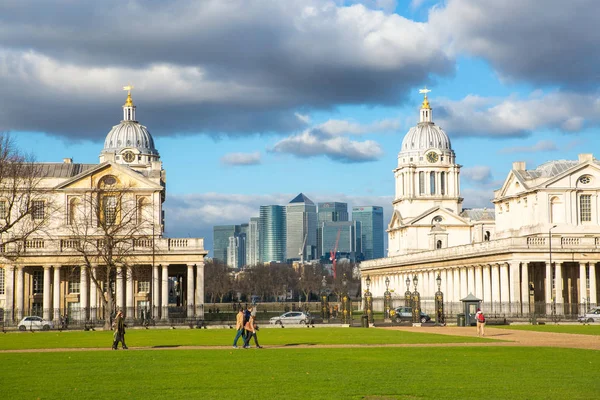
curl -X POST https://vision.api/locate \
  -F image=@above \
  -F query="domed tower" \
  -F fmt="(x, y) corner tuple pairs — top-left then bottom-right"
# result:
(392, 89), (462, 220)
(100, 86), (163, 179)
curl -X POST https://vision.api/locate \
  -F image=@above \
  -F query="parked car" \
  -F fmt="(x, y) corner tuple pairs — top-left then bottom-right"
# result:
(390, 306), (431, 323)
(18, 316), (54, 331)
(578, 307), (600, 323)
(269, 311), (309, 325)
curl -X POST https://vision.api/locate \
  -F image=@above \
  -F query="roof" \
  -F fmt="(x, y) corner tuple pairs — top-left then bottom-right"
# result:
(38, 163), (97, 178)
(289, 193), (314, 205)
(460, 208), (495, 221)
(519, 160), (579, 180)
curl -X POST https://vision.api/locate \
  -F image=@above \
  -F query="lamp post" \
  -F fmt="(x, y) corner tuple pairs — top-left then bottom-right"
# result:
(364, 275), (373, 325)
(435, 273), (444, 326)
(383, 277), (391, 322)
(320, 275), (329, 322)
(341, 274), (351, 324)
(405, 276), (411, 307)
(412, 274), (421, 324)
(549, 224), (557, 318)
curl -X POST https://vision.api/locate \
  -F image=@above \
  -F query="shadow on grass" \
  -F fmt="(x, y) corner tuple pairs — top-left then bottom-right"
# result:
(282, 343), (317, 347)
(152, 345), (181, 348)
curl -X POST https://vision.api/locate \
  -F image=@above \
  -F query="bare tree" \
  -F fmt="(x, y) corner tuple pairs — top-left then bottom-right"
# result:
(0, 134), (57, 260)
(66, 178), (156, 329)
(204, 258), (231, 303)
(298, 263), (325, 303)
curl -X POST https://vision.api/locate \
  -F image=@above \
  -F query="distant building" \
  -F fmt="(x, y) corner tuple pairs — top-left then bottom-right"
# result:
(213, 225), (239, 263)
(259, 205), (287, 263)
(286, 193), (317, 262)
(352, 206), (384, 260)
(319, 220), (361, 261)
(246, 217), (260, 266)
(317, 202), (348, 257)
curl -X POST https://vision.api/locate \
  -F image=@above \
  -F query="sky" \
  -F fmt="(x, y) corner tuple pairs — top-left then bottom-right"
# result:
(2, 0), (600, 256)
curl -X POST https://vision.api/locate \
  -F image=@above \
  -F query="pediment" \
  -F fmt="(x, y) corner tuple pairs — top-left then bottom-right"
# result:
(496, 171), (528, 199)
(388, 209), (403, 230)
(56, 162), (162, 191)
(407, 206), (470, 227)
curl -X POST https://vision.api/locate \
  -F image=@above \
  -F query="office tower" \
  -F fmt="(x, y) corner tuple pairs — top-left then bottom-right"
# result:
(352, 206), (384, 260)
(319, 220), (361, 261)
(317, 202), (348, 257)
(286, 193), (317, 262)
(246, 217), (260, 266)
(259, 205), (286, 263)
(213, 225), (239, 263)
(227, 236), (240, 268)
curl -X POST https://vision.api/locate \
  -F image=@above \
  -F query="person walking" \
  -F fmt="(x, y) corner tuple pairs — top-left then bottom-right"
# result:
(243, 315), (262, 349)
(112, 310), (128, 350)
(232, 308), (245, 348)
(475, 308), (486, 337)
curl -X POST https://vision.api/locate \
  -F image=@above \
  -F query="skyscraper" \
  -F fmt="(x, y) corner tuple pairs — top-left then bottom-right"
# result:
(213, 225), (239, 263)
(319, 220), (361, 261)
(317, 202), (348, 257)
(352, 206), (384, 260)
(259, 205), (286, 263)
(246, 217), (260, 266)
(286, 193), (317, 262)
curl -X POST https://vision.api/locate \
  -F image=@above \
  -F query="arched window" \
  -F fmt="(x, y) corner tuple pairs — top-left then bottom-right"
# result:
(550, 196), (564, 223)
(484, 231), (491, 241)
(137, 197), (149, 225)
(69, 198), (80, 225)
(440, 172), (446, 195)
(436, 240), (442, 249)
(103, 196), (118, 226)
(419, 172), (424, 195)
(430, 171), (435, 195)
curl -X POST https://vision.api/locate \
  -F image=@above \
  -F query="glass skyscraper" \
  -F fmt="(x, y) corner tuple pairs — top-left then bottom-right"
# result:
(319, 220), (360, 261)
(259, 205), (286, 263)
(213, 225), (239, 263)
(246, 217), (260, 266)
(352, 206), (384, 260)
(317, 202), (348, 258)
(286, 193), (317, 262)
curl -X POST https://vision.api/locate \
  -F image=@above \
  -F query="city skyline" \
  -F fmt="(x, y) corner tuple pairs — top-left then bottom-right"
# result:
(2, 1), (598, 256)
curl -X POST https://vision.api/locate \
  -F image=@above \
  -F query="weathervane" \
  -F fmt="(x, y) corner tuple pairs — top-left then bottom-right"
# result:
(123, 84), (134, 95)
(419, 87), (431, 95)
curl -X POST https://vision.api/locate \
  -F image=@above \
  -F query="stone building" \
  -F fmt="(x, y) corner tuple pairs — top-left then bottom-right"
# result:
(0, 88), (208, 325)
(361, 91), (599, 317)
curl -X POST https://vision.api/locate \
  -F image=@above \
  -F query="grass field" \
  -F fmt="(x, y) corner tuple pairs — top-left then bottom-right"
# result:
(0, 328), (598, 399)
(496, 324), (600, 336)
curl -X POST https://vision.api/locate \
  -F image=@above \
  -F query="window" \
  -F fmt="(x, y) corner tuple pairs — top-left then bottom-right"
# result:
(485, 231), (491, 241)
(33, 270), (43, 295)
(0, 200), (7, 219)
(433, 216), (443, 224)
(68, 198), (80, 225)
(436, 240), (442, 249)
(103, 196), (117, 225)
(32, 200), (45, 220)
(0, 268), (4, 295)
(138, 280), (150, 293)
(430, 171), (435, 195)
(440, 172), (446, 195)
(579, 175), (591, 185)
(68, 268), (81, 294)
(580, 194), (592, 222)
(137, 197), (149, 225)
(419, 172), (424, 194)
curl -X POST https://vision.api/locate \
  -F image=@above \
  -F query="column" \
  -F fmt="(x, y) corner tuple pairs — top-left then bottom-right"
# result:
(5, 266), (14, 322)
(475, 265), (484, 299)
(491, 264), (500, 306)
(116, 266), (124, 311)
(590, 263), (597, 305)
(555, 262), (563, 304)
(453, 268), (460, 303)
(443, 269), (450, 302)
(161, 264), (169, 320)
(483, 265), (492, 305)
(467, 266), (475, 296)
(500, 263), (510, 314)
(545, 262), (552, 305)
(521, 262), (530, 313)
(196, 262), (205, 317)
(43, 266), (52, 320)
(53, 266), (61, 320)
(509, 262), (520, 315)
(459, 267), (467, 299)
(187, 264), (194, 317)
(80, 267), (88, 321)
(16, 266), (24, 320)
(152, 264), (160, 318)
(89, 266), (97, 321)
(579, 262), (587, 307)
(126, 267), (134, 319)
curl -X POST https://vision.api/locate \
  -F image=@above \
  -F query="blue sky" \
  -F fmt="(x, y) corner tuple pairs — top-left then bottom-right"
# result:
(2, 0), (599, 255)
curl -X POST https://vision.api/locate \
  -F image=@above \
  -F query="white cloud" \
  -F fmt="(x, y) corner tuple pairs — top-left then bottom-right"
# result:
(318, 118), (400, 136)
(220, 152), (262, 166)
(499, 140), (558, 155)
(294, 112), (311, 124)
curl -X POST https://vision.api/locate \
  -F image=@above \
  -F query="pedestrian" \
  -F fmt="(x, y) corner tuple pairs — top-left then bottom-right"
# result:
(475, 308), (486, 337)
(243, 315), (262, 349)
(112, 310), (128, 350)
(232, 308), (245, 348)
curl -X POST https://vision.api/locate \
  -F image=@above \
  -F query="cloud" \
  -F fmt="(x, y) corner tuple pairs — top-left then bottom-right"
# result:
(462, 166), (492, 184)
(0, 0), (453, 141)
(499, 140), (558, 155)
(434, 91), (600, 138)
(318, 118), (400, 136)
(220, 152), (262, 166)
(461, 188), (494, 209)
(430, 0), (600, 88)
(294, 112), (311, 124)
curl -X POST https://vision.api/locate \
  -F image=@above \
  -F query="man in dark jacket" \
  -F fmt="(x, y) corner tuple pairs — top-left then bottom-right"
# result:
(112, 310), (128, 350)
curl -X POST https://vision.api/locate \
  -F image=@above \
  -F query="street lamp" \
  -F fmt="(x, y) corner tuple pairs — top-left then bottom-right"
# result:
(383, 277), (391, 322)
(321, 275), (329, 322)
(405, 276), (411, 307)
(341, 273), (351, 324)
(364, 275), (373, 325)
(411, 274), (421, 324)
(413, 275), (418, 291)
(435, 273), (444, 325)
(366, 275), (371, 291)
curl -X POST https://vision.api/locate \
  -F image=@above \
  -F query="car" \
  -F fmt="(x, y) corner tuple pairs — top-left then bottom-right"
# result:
(18, 316), (54, 331)
(578, 307), (600, 323)
(390, 306), (431, 323)
(269, 311), (309, 325)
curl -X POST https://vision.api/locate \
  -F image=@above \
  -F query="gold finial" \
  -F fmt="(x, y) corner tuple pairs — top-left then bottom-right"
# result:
(419, 87), (431, 109)
(123, 84), (134, 107)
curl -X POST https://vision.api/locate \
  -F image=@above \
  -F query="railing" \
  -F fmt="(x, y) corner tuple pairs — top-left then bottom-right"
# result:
(60, 239), (80, 250)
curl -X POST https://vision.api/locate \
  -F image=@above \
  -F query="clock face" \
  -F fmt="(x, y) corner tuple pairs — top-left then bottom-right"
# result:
(426, 152), (439, 163)
(122, 151), (135, 163)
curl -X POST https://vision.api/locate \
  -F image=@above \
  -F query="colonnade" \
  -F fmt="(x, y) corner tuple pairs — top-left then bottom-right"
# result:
(1, 262), (205, 322)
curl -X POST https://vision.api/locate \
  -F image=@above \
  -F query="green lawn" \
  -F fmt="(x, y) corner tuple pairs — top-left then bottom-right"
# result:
(496, 324), (600, 335)
(0, 327), (489, 350)
(1, 347), (598, 399)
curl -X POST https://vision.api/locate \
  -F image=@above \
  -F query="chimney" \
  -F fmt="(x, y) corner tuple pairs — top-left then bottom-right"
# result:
(63, 158), (73, 164)
(578, 153), (593, 163)
(512, 161), (526, 171)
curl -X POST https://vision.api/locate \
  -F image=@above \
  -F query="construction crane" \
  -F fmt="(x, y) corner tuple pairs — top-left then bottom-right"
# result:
(299, 232), (308, 263)
(329, 228), (342, 279)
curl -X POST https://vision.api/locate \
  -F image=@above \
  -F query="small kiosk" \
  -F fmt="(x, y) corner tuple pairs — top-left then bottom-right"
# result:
(460, 293), (482, 326)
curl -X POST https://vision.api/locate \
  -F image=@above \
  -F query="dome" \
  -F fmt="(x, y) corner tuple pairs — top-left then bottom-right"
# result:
(103, 121), (159, 155)
(400, 123), (451, 153)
